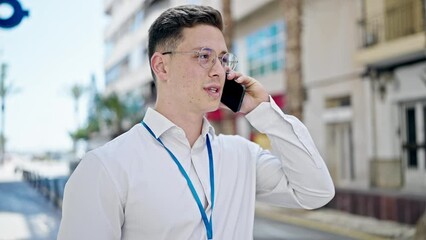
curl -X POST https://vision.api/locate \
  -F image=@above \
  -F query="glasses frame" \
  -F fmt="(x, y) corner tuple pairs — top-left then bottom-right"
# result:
(162, 47), (238, 71)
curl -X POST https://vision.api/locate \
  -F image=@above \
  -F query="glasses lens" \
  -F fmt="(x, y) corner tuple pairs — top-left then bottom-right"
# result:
(198, 48), (215, 68)
(222, 53), (238, 70)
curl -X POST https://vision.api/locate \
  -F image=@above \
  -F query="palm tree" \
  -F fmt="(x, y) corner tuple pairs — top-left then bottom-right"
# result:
(70, 84), (85, 128)
(99, 93), (126, 138)
(69, 91), (144, 145)
(0, 63), (19, 165)
(283, 0), (304, 121)
(0, 63), (7, 165)
(69, 84), (85, 153)
(98, 92), (144, 138)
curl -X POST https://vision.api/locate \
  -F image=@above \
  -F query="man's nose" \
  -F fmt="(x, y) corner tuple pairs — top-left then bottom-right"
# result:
(209, 57), (225, 77)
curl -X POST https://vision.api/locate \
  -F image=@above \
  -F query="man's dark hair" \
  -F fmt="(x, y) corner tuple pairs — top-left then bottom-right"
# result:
(148, 5), (223, 79)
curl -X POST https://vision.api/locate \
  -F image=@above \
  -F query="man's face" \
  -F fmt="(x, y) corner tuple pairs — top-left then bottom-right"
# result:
(164, 24), (228, 114)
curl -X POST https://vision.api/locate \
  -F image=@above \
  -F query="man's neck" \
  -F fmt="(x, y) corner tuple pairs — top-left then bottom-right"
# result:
(154, 105), (204, 147)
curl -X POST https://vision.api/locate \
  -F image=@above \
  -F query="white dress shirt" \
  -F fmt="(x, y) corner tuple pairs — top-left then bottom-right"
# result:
(58, 97), (334, 240)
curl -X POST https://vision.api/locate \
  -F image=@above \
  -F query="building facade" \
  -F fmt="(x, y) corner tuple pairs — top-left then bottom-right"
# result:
(356, 0), (426, 193)
(102, 0), (426, 200)
(303, 0), (425, 224)
(303, 0), (426, 194)
(103, 0), (223, 98)
(102, 0), (221, 139)
(303, 0), (369, 189)
(102, 0), (285, 141)
(216, 0), (287, 141)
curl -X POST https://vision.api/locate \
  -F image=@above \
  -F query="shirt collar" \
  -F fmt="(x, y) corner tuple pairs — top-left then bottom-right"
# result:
(142, 107), (216, 140)
(201, 116), (216, 140)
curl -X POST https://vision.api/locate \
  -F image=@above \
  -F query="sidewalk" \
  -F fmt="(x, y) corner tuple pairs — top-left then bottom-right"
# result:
(0, 158), (418, 240)
(0, 159), (22, 182)
(255, 201), (416, 240)
(0, 160), (62, 240)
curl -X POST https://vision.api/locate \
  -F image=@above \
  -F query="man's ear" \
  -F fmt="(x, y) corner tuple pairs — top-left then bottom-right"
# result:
(151, 52), (168, 81)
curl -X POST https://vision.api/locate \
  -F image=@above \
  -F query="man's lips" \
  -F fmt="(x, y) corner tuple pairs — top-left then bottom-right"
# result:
(204, 85), (222, 98)
(206, 87), (219, 93)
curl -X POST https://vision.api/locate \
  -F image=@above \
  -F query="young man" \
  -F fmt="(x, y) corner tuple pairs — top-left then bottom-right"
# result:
(58, 5), (334, 240)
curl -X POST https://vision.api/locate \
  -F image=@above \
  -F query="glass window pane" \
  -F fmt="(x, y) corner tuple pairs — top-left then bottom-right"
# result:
(245, 21), (285, 77)
(272, 61), (279, 71)
(424, 105), (426, 169)
(406, 108), (417, 167)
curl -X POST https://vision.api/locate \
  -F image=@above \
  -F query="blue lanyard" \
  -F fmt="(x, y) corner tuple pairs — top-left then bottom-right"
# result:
(141, 122), (215, 240)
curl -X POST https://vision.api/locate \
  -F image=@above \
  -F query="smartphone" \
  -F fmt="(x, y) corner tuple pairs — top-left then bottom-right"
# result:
(220, 74), (246, 112)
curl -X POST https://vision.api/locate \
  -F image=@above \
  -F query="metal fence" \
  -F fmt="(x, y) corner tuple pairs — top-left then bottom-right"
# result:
(358, 0), (424, 48)
(326, 188), (426, 225)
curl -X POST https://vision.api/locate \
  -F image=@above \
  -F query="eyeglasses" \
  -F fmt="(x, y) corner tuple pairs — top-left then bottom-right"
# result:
(162, 47), (238, 71)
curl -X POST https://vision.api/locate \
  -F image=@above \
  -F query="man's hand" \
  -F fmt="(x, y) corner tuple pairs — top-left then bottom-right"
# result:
(225, 71), (269, 114)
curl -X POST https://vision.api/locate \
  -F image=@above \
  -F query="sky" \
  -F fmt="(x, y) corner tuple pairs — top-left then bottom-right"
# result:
(0, 0), (105, 153)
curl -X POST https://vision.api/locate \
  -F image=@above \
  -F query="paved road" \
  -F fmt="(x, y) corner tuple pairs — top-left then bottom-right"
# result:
(0, 181), (354, 240)
(254, 216), (355, 240)
(0, 181), (353, 240)
(0, 181), (61, 240)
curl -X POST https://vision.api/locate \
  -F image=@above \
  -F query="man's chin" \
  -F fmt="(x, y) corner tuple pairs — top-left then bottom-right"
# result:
(205, 104), (221, 114)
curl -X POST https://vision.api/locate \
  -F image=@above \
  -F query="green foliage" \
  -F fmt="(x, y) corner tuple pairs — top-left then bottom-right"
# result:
(70, 84), (85, 101)
(69, 116), (100, 141)
(69, 91), (144, 142)
(69, 128), (89, 141)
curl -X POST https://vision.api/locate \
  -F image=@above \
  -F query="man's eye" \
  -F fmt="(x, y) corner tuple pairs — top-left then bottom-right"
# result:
(199, 53), (210, 60)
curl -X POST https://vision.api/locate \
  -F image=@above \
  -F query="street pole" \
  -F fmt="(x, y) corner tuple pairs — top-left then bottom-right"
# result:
(283, 0), (304, 121)
(0, 63), (6, 165)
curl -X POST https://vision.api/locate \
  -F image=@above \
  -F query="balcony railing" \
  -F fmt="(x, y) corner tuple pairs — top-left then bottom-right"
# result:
(358, 0), (424, 48)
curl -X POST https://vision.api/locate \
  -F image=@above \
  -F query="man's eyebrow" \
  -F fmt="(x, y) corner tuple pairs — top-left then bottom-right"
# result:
(191, 47), (228, 55)
(218, 50), (228, 55)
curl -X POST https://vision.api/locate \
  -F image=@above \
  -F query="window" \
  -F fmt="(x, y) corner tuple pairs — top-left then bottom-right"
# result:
(105, 40), (114, 59)
(324, 95), (354, 184)
(325, 96), (351, 108)
(245, 21), (285, 78)
(402, 101), (426, 170)
(326, 122), (355, 181)
(129, 46), (144, 70)
(132, 9), (144, 32)
(105, 56), (129, 85)
(105, 8), (144, 61)
(105, 65), (120, 85)
(405, 107), (417, 167)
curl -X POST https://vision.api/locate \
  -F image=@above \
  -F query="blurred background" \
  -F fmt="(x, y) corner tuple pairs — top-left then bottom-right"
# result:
(0, 0), (425, 239)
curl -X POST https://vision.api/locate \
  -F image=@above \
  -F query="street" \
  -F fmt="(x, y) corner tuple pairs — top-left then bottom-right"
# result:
(0, 157), (405, 240)
(254, 216), (355, 240)
(0, 180), (355, 240)
(0, 181), (61, 240)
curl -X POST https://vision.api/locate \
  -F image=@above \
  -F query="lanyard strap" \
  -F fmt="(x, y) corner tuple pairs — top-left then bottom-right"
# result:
(141, 122), (215, 240)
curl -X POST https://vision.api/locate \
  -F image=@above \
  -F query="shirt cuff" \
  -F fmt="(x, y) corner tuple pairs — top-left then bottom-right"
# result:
(245, 95), (283, 130)
(245, 96), (318, 160)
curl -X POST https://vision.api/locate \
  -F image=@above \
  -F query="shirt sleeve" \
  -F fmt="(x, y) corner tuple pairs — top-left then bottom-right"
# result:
(245, 96), (335, 209)
(57, 152), (124, 240)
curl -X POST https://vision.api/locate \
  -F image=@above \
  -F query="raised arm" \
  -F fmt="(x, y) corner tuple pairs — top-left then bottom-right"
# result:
(246, 97), (335, 209)
(228, 71), (334, 209)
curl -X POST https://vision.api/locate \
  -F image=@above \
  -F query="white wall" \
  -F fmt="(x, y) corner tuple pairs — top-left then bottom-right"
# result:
(303, 0), (369, 187)
(303, 0), (362, 85)
(393, 62), (426, 102)
(232, 0), (276, 21)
